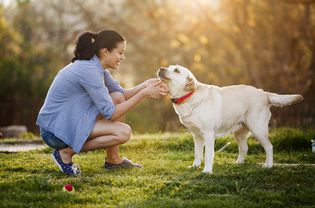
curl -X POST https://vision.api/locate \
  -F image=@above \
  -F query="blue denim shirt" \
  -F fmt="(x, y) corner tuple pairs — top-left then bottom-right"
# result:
(36, 55), (124, 153)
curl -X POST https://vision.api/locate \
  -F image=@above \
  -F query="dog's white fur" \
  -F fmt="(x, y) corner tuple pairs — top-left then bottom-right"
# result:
(157, 65), (303, 173)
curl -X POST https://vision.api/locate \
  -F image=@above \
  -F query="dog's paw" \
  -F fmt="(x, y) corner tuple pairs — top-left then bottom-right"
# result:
(201, 169), (213, 174)
(262, 163), (273, 168)
(235, 159), (245, 164)
(188, 161), (201, 169)
(187, 164), (201, 169)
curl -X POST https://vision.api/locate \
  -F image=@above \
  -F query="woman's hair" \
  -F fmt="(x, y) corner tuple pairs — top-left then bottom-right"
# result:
(71, 30), (125, 62)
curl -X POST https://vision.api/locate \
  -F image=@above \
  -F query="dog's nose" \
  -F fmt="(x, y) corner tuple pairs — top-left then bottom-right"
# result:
(159, 67), (166, 73)
(158, 69), (164, 77)
(158, 67), (167, 77)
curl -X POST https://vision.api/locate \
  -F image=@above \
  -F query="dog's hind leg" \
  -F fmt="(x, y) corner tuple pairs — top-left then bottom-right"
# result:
(246, 108), (273, 168)
(234, 127), (249, 164)
(253, 130), (273, 168)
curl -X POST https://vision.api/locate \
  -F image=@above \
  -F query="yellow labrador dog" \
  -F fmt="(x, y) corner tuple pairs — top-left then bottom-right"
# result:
(157, 65), (303, 173)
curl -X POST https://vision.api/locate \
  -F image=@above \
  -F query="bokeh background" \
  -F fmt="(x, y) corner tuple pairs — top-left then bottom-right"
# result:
(0, 0), (314, 134)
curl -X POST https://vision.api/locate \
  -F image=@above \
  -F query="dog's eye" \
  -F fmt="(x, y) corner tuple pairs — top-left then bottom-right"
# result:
(174, 68), (180, 73)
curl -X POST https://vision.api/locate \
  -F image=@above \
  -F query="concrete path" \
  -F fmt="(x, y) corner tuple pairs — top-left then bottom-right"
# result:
(0, 143), (46, 152)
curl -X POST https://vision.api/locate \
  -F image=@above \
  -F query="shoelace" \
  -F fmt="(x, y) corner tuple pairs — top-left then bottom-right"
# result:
(71, 164), (81, 174)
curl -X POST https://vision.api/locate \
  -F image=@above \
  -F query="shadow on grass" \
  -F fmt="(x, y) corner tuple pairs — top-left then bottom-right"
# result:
(0, 174), (95, 208)
(124, 163), (315, 208)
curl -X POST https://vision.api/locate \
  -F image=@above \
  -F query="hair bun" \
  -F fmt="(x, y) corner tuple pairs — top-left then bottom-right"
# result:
(90, 33), (97, 43)
(71, 32), (97, 62)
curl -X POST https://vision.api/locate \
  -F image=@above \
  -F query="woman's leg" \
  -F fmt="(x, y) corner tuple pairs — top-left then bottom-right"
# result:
(81, 119), (131, 151)
(40, 128), (76, 164)
(58, 119), (131, 164)
(59, 148), (76, 164)
(105, 92), (127, 164)
(59, 92), (128, 164)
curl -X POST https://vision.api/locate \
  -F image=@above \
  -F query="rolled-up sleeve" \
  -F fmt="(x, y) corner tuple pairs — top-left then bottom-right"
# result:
(104, 70), (125, 94)
(78, 68), (116, 120)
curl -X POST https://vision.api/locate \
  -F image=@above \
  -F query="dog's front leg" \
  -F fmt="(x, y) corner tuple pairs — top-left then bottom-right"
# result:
(189, 132), (204, 168)
(202, 130), (215, 174)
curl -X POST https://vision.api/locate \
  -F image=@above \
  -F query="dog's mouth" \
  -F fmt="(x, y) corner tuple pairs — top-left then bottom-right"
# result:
(158, 69), (171, 81)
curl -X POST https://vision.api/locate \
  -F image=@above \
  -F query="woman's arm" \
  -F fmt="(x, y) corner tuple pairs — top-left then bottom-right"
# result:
(124, 78), (161, 100)
(111, 89), (147, 121)
(111, 81), (167, 121)
(123, 84), (145, 100)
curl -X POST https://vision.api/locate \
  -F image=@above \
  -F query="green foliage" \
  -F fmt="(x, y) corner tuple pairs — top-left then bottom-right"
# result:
(0, 0), (314, 132)
(0, 6), (22, 96)
(213, 128), (315, 154)
(19, 131), (36, 139)
(1, 129), (315, 207)
(0, 1), (62, 129)
(270, 128), (315, 152)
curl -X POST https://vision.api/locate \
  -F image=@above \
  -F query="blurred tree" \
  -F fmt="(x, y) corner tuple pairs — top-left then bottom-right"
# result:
(0, 0), (65, 130)
(0, 0), (314, 133)
(0, 3), (23, 126)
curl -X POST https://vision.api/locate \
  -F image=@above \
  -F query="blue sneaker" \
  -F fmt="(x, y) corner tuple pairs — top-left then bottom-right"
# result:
(51, 149), (81, 175)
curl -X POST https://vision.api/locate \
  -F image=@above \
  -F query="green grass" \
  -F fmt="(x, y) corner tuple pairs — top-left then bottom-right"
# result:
(1, 128), (315, 208)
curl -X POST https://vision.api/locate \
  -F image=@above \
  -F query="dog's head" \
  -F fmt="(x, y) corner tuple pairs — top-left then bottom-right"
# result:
(157, 65), (198, 98)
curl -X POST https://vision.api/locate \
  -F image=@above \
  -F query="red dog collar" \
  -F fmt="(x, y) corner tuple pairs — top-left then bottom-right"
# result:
(171, 91), (194, 104)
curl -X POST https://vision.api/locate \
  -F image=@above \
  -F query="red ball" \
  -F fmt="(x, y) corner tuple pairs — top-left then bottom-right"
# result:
(63, 184), (74, 192)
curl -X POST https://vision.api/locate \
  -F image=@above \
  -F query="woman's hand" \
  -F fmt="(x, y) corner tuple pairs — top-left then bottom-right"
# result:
(142, 81), (169, 99)
(142, 78), (161, 88)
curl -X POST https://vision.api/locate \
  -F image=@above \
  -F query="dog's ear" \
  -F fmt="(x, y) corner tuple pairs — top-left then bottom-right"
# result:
(184, 76), (196, 91)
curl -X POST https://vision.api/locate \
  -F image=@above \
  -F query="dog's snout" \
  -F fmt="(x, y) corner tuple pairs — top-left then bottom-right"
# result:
(158, 67), (171, 80)
(158, 67), (167, 77)
(160, 67), (167, 71)
(158, 69), (164, 77)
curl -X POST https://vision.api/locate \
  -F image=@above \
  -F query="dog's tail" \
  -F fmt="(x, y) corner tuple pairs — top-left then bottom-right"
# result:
(267, 92), (303, 107)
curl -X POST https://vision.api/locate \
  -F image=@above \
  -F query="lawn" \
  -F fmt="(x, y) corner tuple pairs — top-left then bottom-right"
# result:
(1, 128), (315, 208)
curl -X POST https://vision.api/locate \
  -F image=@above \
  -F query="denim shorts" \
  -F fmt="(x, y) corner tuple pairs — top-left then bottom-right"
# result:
(40, 127), (68, 149)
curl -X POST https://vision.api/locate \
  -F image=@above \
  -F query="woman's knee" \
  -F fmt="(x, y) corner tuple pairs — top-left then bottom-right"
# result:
(89, 120), (131, 145)
(116, 123), (132, 144)
(110, 92), (125, 105)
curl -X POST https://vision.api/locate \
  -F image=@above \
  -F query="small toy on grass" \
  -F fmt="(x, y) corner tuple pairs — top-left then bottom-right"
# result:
(63, 184), (75, 193)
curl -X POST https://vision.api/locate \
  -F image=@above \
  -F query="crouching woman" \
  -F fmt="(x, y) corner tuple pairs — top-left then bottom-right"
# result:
(36, 29), (168, 175)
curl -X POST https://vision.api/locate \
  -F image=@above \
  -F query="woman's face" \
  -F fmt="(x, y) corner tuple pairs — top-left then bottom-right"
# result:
(101, 41), (126, 69)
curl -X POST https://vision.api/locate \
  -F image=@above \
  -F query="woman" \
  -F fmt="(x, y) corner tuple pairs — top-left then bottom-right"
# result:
(36, 29), (168, 175)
